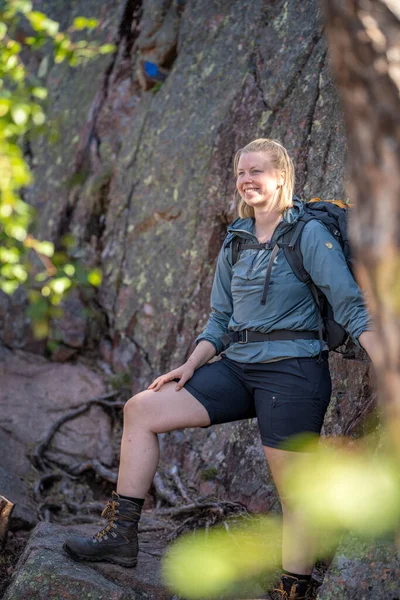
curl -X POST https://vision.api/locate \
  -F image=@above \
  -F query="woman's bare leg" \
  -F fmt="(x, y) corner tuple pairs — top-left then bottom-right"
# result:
(117, 382), (210, 498)
(264, 446), (316, 575)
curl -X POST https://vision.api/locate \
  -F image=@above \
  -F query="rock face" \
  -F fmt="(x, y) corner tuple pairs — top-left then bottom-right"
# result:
(0, 346), (113, 478)
(4, 0), (375, 506)
(16, 0), (349, 383)
(0, 0), (385, 598)
(3, 521), (170, 600)
(318, 534), (400, 600)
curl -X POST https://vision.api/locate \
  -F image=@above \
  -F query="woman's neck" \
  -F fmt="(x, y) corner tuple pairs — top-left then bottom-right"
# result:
(253, 209), (283, 243)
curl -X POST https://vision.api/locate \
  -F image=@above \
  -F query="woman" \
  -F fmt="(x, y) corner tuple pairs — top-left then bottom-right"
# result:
(64, 139), (375, 600)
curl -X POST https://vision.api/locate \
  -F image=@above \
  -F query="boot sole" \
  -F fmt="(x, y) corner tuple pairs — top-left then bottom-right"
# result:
(63, 542), (138, 568)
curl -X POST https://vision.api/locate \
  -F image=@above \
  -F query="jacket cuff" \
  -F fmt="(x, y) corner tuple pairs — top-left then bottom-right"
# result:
(195, 335), (223, 355)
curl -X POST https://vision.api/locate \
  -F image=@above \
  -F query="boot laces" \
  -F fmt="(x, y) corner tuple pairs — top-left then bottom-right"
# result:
(93, 499), (119, 541)
(271, 585), (306, 600)
(272, 590), (290, 600)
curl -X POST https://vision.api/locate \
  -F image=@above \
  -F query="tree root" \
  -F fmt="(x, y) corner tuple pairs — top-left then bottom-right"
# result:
(170, 465), (192, 503)
(32, 392), (122, 471)
(30, 392), (249, 536)
(68, 459), (118, 483)
(33, 473), (64, 502)
(153, 471), (180, 506)
(161, 499), (249, 540)
(158, 499), (247, 517)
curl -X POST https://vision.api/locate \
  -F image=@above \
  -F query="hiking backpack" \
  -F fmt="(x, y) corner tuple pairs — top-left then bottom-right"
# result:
(230, 198), (353, 351)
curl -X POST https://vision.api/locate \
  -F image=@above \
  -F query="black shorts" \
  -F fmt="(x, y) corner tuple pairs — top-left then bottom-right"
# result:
(184, 354), (332, 450)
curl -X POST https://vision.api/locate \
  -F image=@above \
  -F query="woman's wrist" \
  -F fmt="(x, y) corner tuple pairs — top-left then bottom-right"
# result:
(186, 340), (216, 371)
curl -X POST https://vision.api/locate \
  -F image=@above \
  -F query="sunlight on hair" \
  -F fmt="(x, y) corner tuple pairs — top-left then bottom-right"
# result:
(162, 516), (281, 599)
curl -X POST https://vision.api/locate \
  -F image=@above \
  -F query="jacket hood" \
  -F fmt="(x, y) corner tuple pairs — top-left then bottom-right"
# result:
(226, 195), (304, 239)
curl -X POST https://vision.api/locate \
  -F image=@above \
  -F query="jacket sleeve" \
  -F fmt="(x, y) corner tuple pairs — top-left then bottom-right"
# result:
(195, 241), (233, 355)
(300, 220), (373, 345)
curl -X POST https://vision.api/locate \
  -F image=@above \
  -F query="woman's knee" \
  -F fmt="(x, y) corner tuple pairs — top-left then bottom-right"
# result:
(123, 390), (151, 423)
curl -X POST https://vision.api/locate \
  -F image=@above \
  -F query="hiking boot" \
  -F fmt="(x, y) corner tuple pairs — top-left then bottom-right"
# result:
(269, 574), (311, 600)
(63, 491), (142, 567)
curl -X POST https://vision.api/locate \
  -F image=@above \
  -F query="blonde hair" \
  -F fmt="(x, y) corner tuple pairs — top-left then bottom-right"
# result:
(233, 138), (295, 219)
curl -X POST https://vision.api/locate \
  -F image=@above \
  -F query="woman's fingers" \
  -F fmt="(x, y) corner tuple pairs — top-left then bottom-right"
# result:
(148, 371), (178, 392)
(147, 365), (193, 392)
(176, 368), (194, 391)
(175, 373), (188, 391)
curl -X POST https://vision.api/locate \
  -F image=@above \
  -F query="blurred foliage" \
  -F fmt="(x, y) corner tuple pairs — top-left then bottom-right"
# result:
(163, 435), (400, 598)
(163, 515), (282, 599)
(0, 0), (115, 338)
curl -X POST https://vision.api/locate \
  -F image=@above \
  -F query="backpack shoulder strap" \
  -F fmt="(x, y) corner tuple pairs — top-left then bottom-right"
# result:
(228, 235), (270, 266)
(280, 218), (327, 356)
(279, 220), (312, 285)
(231, 237), (241, 266)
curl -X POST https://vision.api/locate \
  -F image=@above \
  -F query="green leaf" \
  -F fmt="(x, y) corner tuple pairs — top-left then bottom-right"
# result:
(64, 263), (75, 276)
(32, 319), (49, 340)
(27, 11), (46, 30)
(54, 48), (67, 63)
(87, 268), (102, 286)
(0, 99), (10, 116)
(6, 55), (18, 70)
(31, 87), (48, 99)
(0, 280), (19, 294)
(72, 17), (98, 30)
(0, 247), (20, 264)
(34, 271), (49, 282)
(11, 104), (30, 125)
(28, 12), (59, 36)
(50, 276), (72, 294)
(34, 240), (54, 257)
(15, 1), (33, 14)
(61, 234), (76, 249)
(99, 44), (116, 54)
(32, 110), (45, 125)
(0, 22), (7, 41)
(11, 264), (27, 282)
(6, 224), (27, 241)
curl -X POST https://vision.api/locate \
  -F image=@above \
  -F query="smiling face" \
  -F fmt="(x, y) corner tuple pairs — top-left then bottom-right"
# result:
(236, 151), (285, 212)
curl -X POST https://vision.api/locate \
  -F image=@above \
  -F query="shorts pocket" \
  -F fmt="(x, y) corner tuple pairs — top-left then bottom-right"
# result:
(270, 395), (329, 441)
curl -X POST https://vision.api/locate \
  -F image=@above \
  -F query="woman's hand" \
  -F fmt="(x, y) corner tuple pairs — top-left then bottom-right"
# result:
(147, 362), (195, 392)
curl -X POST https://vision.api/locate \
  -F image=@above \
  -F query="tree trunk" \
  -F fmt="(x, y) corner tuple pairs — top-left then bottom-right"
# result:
(322, 0), (400, 453)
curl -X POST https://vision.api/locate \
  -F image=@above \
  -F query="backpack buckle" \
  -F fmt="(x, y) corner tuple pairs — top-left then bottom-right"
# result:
(238, 330), (248, 344)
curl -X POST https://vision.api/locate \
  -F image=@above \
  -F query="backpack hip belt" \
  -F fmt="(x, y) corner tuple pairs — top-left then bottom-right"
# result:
(221, 329), (319, 346)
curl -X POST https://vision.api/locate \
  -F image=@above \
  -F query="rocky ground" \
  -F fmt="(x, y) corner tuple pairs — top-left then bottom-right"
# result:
(1, 514), (329, 600)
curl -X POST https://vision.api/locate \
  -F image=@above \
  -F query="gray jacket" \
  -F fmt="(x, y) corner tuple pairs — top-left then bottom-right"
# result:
(196, 199), (371, 362)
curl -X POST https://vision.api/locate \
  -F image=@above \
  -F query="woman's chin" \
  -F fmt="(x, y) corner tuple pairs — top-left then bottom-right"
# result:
(243, 197), (265, 207)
